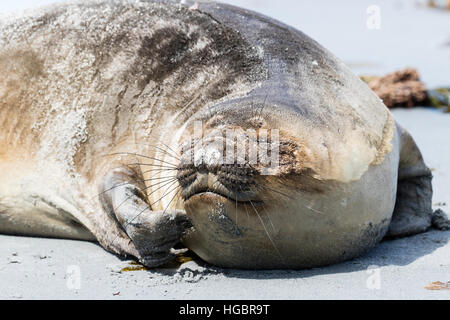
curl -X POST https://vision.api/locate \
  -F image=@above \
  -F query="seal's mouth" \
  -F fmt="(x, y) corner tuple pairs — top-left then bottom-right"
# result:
(185, 190), (230, 202)
(177, 162), (262, 204)
(182, 183), (261, 205)
(183, 186), (228, 202)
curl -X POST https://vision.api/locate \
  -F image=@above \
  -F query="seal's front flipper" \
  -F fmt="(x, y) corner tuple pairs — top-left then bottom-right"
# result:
(100, 167), (191, 267)
(386, 125), (449, 238)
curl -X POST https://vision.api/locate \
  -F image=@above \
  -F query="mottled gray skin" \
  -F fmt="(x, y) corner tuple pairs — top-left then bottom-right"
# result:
(0, 0), (448, 269)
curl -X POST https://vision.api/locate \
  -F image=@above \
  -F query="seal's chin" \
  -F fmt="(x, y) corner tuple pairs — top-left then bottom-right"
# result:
(181, 188), (280, 269)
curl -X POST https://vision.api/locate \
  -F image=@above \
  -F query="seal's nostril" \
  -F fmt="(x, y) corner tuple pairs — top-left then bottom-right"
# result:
(197, 164), (208, 174)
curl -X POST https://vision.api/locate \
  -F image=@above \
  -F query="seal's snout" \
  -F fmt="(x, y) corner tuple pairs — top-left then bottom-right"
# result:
(177, 130), (261, 203)
(177, 162), (258, 203)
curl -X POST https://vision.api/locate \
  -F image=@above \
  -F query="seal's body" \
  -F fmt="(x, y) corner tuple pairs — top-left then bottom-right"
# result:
(0, 0), (447, 269)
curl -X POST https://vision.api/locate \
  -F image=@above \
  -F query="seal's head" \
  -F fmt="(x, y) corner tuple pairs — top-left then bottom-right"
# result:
(172, 82), (396, 270)
(174, 96), (342, 269)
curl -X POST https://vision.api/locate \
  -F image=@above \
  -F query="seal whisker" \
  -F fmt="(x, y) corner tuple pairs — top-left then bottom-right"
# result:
(95, 180), (146, 200)
(145, 178), (179, 195)
(111, 177), (178, 213)
(255, 181), (325, 215)
(237, 184), (275, 231)
(122, 180), (180, 231)
(248, 199), (286, 266)
(141, 168), (179, 175)
(253, 181), (296, 201)
(128, 163), (177, 170)
(162, 187), (182, 215)
(158, 141), (180, 161)
(131, 141), (181, 160)
(107, 152), (178, 168)
(243, 202), (250, 219)
(142, 175), (177, 182)
(149, 182), (181, 212)
(257, 197), (276, 232)
(95, 176), (176, 200)
(132, 142), (181, 161)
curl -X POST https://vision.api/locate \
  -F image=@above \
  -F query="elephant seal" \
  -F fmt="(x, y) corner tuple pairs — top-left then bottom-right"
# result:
(0, 0), (448, 269)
